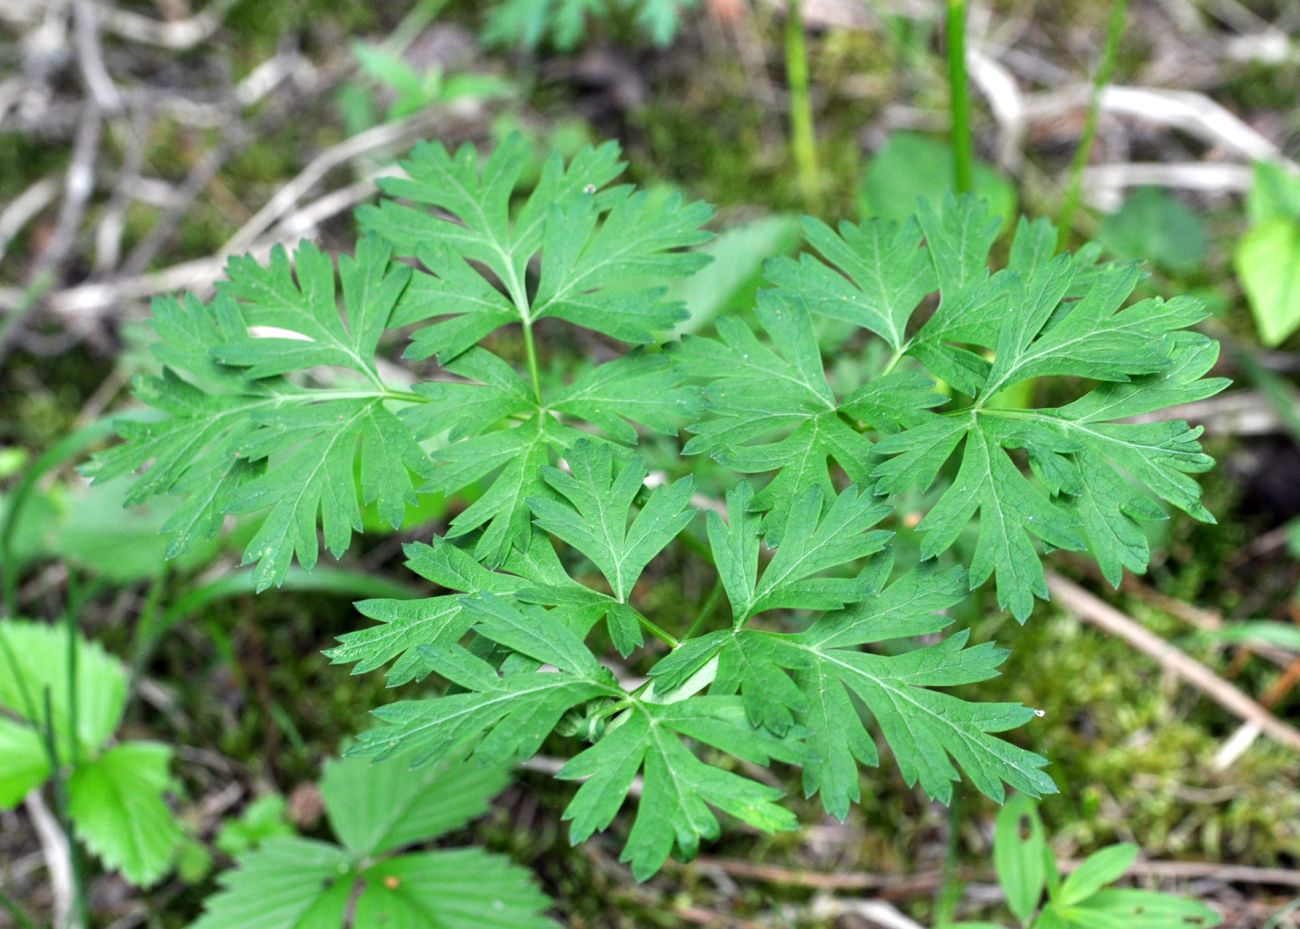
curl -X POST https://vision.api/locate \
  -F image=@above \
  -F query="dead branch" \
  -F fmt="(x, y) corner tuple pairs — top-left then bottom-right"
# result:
(1045, 572), (1300, 755)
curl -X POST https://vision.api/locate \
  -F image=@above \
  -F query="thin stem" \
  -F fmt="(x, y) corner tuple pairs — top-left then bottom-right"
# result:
(384, 0), (448, 55)
(682, 578), (725, 641)
(784, 0), (820, 210)
(127, 574), (168, 693)
(933, 787), (966, 925)
(0, 888), (39, 929)
(1058, 0), (1128, 249)
(522, 319), (544, 406)
(40, 689), (88, 929)
(638, 613), (679, 650)
(946, 0), (973, 195)
(879, 344), (909, 378)
(64, 586), (80, 768)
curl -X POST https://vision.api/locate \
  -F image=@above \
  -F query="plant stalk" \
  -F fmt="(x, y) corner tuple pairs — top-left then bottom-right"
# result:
(784, 0), (820, 210)
(946, 0), (973, 195)
(39, 689), (88, 929)
(933, 787), (966, 925)
(0, 888), (39, 929)
(522, 319), (544, 405)
(1058, 0), (1128, 249)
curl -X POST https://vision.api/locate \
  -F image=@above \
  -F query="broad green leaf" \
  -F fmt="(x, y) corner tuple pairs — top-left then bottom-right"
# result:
(0, 718), (49, 808)
(192, 757), (551, 929)
(859, 132), (1016, 230)
(68, 742), (182, 886)
(667, 213), (803, 335)
(1068, 889), (1222, 929)
(52, 478), (222, 582)
(995, 795), (1047, 926)
(354, 850), (557, 929)
(188, 837), (353, 929)
(1246, 161), (1300, 225)
(1199, 620), (1300, 653)
(322, 755), (510, 857)
(1235, 217), (1300, 346)
(0, 619), (127, 757)
(1100, 187), (1208, 275)
(1057, 844), (1138, 907)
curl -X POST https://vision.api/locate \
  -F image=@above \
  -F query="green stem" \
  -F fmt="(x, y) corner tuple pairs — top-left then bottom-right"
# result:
(784, 0), (820, 210)
(384, 0), (448, 55)
(933, 787), (966, 925)
(880, 344), (909, 377)
(637, 613), (679, 650)
(0, 889), (39, 929)
(1058, 0), (1128, 249)
(682, 578), (725, 641)
(946, 0), (973, 195)
(64, 588), (80, 769)
(127, 573), (168, 692)
(522, 319), (544, 406)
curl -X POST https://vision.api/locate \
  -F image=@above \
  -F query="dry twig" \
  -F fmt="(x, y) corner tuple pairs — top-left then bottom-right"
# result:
(1045, 572), (1300, 755)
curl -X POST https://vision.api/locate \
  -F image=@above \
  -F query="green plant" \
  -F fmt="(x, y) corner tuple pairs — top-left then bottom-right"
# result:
(0, 619), (183, 887)
(1099, 187), (1208, 276)
(859, 131), (1015, 229)
(946, 0), (973, 195)
(338, 41), (515, 137)
(482, 0), (698, 50)
(1236, 161), (1300, 347)
(189, 756), (554, 928)
(943, 795), (1221, 928)
(94, 135), (1225, 881)
(784, 0), (820, 208)
(1057, 0), (1128, 248)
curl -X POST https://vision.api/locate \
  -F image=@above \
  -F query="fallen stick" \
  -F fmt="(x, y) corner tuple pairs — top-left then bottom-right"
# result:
(1045, 571), (1300, 754)
(694, 854), (1300, 892)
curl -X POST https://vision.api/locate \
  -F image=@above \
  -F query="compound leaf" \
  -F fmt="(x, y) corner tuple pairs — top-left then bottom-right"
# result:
(559, 698), (800, 881)
(362, 134), (711, 352)
(529, 440), (696, 602)
(87, 239), (432, 591)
